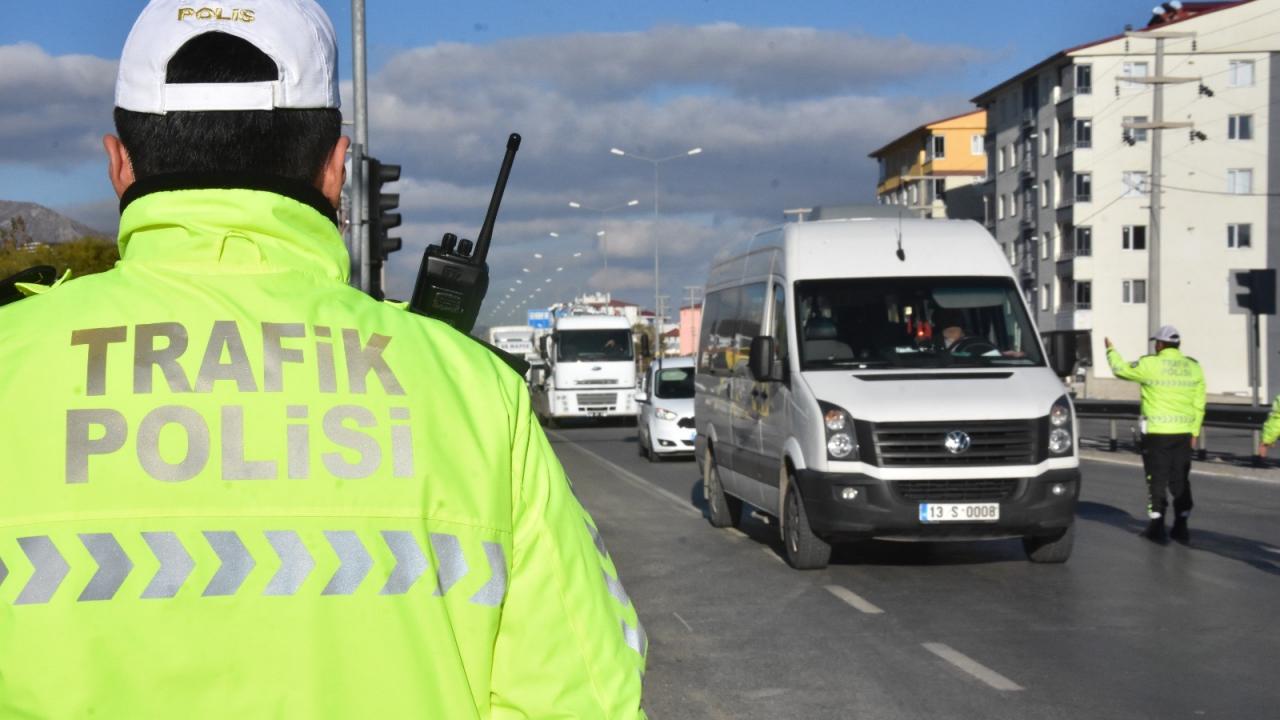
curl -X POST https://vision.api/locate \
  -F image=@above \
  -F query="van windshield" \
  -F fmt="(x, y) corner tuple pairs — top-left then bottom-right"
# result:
(653, 366), (695, 399)
(794, 276), (1044, 370)
(557, 329), (634, 362)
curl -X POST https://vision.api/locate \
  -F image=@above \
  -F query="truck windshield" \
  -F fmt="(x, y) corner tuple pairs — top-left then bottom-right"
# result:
(794, 276), (1044, 370)
(653, 366), (694, 399)
(558, 329), (634, 362)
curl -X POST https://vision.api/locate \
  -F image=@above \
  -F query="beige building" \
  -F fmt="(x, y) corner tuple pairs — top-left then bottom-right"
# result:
(972, 0), (1278, 399)
(870, 109), (988, 220)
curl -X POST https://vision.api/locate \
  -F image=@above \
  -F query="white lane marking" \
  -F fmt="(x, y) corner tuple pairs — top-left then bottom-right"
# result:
(547, 430), (702, 518)
(672, 611), (693, 633)
(922, 643), (1023, 692)
(761, 546), (787, 565)
(825, 585), (885, 615)
(1080, 450), (1279, 484)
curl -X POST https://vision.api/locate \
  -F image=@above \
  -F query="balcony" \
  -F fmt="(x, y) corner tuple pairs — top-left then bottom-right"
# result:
(1054, 302), (1093, 330)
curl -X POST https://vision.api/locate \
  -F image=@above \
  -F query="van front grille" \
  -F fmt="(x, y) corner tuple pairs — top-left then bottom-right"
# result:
(892, 478), (1020, 502)
(871, 420), (1037, 467)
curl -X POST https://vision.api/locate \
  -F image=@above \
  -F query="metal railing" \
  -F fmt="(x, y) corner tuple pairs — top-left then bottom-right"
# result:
(1073, 399), (1271, 463)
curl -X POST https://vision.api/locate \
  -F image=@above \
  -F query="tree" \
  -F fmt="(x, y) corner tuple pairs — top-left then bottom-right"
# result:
(0, 218), (119, 282)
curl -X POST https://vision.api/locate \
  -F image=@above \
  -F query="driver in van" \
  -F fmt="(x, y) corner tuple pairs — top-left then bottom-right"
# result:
(932, 308), (1026, 359)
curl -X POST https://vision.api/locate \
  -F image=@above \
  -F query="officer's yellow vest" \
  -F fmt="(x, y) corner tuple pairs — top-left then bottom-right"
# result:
(0, 186), (645, 719)
(1107, 346), (1206, 435)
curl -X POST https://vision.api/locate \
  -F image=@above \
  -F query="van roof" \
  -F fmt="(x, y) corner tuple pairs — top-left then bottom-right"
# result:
(707, 218), (1012, 288)
(554, 314), (633, 330)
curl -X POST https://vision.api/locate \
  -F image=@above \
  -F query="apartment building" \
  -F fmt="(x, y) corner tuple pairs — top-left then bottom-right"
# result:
(972, 0), (1279, 398)
(870, 109), (988, 220)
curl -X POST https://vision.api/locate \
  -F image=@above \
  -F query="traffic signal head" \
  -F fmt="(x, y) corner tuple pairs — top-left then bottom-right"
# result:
(1231, 268), (1277, 315)
(367, 157), (402, 259)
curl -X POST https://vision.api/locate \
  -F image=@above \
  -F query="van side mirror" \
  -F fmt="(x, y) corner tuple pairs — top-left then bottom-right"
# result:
(640, 333), (652, 359)
(749, 336), (780, 381)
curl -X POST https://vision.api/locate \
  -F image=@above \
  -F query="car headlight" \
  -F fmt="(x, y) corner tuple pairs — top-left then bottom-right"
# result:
(818, 401), (858, 461)
(1048, 395), (1073, 455)
(655, 407), (678, 421)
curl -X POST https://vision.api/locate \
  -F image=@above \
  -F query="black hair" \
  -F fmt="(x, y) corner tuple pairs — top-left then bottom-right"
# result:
(113, 32), (341, 184)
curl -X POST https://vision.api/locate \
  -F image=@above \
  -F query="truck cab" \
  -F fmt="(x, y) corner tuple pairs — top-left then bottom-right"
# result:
(533, 314), (637, 424)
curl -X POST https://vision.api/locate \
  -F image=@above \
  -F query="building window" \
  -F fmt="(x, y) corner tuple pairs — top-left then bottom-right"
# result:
(1121, 61), (1150, 90)
(1227, 168), (1253, 195)
(971, 133), (984, 155)
(1228, 114), (1254, 140)
(1123, 171), (1149, 197)
(1075, 226), (1092, 256)
(933, 178), (946, 202)
(1042, 179), (1052, 208)
(1074, 118), (1092, 148)
(1122, 224), (1147, 250)
(1229, 60), (1255, 87)
(998, 145), (1006, 172)
(1041, 284), (1050, 311)
(931, 135), (946, 159)
(1075, 64), (1092, 94)
(1075, 281), (1092, 309)
(1074, 172), (1092, 202)
(1042, 231), (1052, 260)
(998, 194), (1006, 220)
(1123, 115), (1149, 143)
(1011, 192), (1019, 216)
(1042, 127), (1053, 156)
(1122, 280), (1147, 304)
(909, 184), (919, 205)
(1228, 223), (1252, 248)
(1006, 242), (1016, 265)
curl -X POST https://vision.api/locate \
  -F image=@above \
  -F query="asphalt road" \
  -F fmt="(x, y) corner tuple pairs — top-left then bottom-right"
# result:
(545, 422), (1280, 720)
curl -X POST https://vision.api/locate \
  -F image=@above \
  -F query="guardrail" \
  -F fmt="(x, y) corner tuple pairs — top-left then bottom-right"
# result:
(1073, 399), (1271, 463)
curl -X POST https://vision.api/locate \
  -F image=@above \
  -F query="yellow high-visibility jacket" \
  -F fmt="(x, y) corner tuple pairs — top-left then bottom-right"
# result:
(0, 182), (646, 719)
(1107, 346), (1206, 436)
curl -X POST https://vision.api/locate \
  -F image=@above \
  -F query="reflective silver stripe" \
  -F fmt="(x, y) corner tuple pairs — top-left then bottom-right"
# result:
(71, 326), (127, 396)
(78, 533), (133, 602)
(322, 531), (372, 596)
(622, 619), (647, 656)
(380, 531), (429, 596)
(195, 321), (258, 392)
(470, 542), (507, 607)
(343, 329), (406, 396)
(430, 533), (468, 596)
(264, 531), (314, 596)
(202, 531), (255, 597)
(141, 532), (194, 599)
(65, 409), (128, 485)
(603, 569), (631, 607)
(585, 520), (609, 558)
(15, 536), (69, 605)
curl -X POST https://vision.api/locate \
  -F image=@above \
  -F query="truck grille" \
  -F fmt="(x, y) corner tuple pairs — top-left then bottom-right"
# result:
(577, 392), (618, 407)
(576, 379), (618, 386)
(871, 420), (1037, 467)
(892, 478), (1020, 502)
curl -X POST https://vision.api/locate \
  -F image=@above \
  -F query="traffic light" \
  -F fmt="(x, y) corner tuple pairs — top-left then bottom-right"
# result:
(1231, 268), (1277, 315)
(367, 157), (402, 259)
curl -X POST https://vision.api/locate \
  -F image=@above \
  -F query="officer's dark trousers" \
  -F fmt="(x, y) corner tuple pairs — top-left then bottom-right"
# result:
(1141, 433), (1194, 518)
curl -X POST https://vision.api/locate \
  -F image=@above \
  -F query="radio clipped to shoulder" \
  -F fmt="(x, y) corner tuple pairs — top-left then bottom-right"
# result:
(409, 133), (521, 335)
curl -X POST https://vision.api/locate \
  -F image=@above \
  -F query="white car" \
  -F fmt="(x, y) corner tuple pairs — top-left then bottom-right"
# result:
(637, 356), (696, 461)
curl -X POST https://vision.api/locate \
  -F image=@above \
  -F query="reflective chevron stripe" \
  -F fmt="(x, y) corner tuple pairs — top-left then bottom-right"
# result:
(0, 531), (506, 607)
(622, 618), (648, 657)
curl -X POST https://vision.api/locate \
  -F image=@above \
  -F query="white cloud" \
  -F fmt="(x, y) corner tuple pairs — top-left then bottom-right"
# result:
(0, 44), (116, 166)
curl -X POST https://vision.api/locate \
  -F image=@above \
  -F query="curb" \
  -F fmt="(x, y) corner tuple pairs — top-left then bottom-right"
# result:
(1080, 448), (1280, 484)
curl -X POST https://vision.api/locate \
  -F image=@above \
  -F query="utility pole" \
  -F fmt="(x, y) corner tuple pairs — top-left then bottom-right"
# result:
(1123, 29), (1197, 340)
(351, 0), (371, 293)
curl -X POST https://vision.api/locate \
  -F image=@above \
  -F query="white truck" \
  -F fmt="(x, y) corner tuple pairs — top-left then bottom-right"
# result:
(533, 314), (637, 425)
(488, 325), (536, 361)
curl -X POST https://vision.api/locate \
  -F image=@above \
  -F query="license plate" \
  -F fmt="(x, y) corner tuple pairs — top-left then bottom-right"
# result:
(919, 503), (1000, 523)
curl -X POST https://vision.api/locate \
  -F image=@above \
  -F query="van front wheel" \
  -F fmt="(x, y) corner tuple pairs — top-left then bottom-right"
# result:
(783, 478), (831, 570)
(1023, 521), (1075, 563)
(703, 451), (741, 528)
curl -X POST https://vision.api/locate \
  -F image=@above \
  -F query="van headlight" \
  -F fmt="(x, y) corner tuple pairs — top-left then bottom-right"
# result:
(655, 407), (678, 421)
(818, 401), (858, 461)
(1048, 395), (1073, 455)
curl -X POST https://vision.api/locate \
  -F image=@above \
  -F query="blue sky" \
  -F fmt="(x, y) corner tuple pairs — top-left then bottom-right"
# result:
(0, 1), (1158, 316)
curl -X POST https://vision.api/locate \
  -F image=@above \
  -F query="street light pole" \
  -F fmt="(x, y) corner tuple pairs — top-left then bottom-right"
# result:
(568, 198), (640, 292)
(609, 146), (703, 331)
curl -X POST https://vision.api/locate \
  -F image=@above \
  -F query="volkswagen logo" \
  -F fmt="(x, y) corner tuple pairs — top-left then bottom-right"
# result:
(944, 430), (972, 455)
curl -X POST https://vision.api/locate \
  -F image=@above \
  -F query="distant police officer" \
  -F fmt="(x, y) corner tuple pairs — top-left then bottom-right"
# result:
(0, 2), (645, 717)
(1106, 326), (1206, 544)
(1260, 374), (1280, 458)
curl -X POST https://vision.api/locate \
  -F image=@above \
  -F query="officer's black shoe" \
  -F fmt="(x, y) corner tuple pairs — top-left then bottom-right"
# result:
(1170, 517), (1190, 544)
(1139, 518), (1168, 543)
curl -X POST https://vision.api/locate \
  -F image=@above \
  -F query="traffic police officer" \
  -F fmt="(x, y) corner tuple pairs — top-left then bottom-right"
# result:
(1106, 325), (1206, 543)
(0, 2), (646, 717)
(1260, 371), (1280, 458)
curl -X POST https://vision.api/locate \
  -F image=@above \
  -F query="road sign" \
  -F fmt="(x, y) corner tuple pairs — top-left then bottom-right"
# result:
(527, 310), (552, 329)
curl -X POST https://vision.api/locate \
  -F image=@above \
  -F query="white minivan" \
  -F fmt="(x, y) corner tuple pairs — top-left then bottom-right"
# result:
(636, 356), (697, 461)
(694, 218), (1080, 569)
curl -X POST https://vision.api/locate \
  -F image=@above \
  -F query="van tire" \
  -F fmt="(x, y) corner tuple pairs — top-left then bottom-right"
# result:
(1023, 521), (1075, 563)
(783, 479), (831, 570)
(703, 451), (741, 528)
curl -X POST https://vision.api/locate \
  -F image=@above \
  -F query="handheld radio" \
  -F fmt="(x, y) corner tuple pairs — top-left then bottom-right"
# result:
(409, 133), (521, 334)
